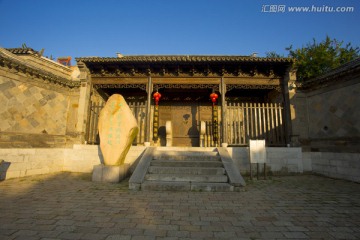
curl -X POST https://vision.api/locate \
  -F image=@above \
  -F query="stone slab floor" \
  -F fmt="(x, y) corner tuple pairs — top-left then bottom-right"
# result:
(0, 173), (359, 240)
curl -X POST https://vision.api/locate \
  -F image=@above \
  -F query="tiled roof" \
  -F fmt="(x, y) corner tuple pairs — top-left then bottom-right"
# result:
(76, 55), (293, 64)
(0, 48), (79, 89)
(6, 48), (38, 55)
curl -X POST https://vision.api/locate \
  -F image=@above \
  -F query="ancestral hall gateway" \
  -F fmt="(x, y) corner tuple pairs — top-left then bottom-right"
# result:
(75, 55), (295, 147)
(2, 47), (359, 182)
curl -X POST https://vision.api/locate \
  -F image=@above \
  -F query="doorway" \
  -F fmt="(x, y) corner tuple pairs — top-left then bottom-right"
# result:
(159, 102), (200, 146)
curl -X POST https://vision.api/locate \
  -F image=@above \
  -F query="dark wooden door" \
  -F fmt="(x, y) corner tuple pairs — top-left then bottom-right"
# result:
(172, 103), (199, 146)
(159, 102), (200, 147)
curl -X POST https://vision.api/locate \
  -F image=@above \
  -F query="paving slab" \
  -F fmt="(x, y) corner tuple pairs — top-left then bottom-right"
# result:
(1, 173), (360, 239)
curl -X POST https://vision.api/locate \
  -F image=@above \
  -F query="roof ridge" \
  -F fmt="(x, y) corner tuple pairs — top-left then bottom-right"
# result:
(299, 57), (360, 90)
(305, 57), (360, 82)
(75, 55), (293, 63)
(6, 47), (38, 55)
(0, 47), (79, 88)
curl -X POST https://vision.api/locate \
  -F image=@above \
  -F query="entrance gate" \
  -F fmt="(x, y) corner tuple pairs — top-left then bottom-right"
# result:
(86, 100), (285, 147)
(78, 54), (294, 148)
(158, 103), (202, 147)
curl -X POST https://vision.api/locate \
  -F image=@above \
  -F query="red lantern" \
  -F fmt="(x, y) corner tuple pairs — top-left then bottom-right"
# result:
(153, 91), (162, 106)
(210, 92), (218, 106)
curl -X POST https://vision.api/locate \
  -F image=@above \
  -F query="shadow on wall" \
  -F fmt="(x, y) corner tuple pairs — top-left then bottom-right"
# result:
(0, 160), (11, 181)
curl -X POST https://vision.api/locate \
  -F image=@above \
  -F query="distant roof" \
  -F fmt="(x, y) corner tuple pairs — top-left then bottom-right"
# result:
(76, 55), (293, 64)
(57, 56), (72, 60)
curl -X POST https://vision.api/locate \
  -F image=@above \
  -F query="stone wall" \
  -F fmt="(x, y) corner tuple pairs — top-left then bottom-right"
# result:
(0, 145), (146, 180)
(0, 66), (80, 148)
(0, 78), (69, 134)
(303, 152), (360, 183)
(1, 145), (359, 183)
(307, 82), (360, 140)
(0, 148), (64, 180)
(291, 77), (360, 152)
(227, 147), (304, 175)
(63, 145), (146, 173)
(288, 61), (360, 182)
(0, 145), (303, 180)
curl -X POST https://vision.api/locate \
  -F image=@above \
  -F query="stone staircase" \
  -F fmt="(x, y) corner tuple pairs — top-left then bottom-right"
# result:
(129, 147), (246, 192)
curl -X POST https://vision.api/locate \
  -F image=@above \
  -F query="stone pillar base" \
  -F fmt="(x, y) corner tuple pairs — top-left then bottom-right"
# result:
(290, 135), (300, 147)
(92, 164), (129, 183)
(221, 143), (228, 148)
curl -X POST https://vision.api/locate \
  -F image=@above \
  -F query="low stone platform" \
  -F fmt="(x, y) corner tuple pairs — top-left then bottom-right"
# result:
(1, 173), (360, 239)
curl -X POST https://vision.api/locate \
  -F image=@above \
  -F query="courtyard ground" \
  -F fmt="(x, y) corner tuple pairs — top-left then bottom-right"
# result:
(0, 173), (359, 240)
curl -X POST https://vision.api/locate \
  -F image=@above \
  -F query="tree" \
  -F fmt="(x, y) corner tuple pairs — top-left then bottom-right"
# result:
(265, 51), (284, 58)
(287, 36), (359, 82)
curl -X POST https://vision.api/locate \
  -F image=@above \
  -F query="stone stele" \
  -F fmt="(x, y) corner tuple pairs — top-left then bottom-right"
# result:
(98, 94), (139, 166)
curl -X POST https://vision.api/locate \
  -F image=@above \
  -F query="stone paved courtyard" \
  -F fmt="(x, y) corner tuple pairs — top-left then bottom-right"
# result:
(0, 173), (360, 240)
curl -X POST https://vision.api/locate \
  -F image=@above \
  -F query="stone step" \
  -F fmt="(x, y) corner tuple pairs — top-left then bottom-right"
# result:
(141, 181), (234, 192)
(129, 147), (245, 192)
(154, 150), (219, 157)
(156, 147), (217, 152)
(153, 151), (220, 161)
(153, 155), (221, 161)
(150, 160), (224, 168)
(148, 166), (226, 175)
(145, 174), (228, 182)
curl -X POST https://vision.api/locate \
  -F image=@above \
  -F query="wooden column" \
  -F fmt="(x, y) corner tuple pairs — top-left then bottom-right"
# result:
(145, 76), (153, 145)
(220, 77), (227, 145)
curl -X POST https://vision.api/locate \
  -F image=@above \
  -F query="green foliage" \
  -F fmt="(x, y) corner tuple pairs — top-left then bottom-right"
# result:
(265, 51), (285, 58)
(287, 36), (359, 82)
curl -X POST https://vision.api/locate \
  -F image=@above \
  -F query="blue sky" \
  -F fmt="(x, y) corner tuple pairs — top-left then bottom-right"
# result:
(0, 0), (359, 61)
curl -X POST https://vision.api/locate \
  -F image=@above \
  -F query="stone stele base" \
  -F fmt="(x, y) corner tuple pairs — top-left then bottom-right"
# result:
(92, 164), (129, 183)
